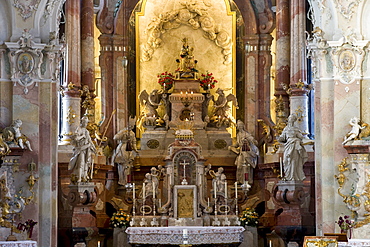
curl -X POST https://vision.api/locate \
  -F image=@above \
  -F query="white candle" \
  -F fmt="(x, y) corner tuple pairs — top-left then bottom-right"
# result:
(214, 181), (217, 199)
(98, 241), (101, 247)
(183, 229), (188, 236)
(152, 182), (155, 198)
(207, 197), (210, 207)
(159, 199), (161, 208)
(235, 182), (237, 198)
(225, 181), (227, 198)
(142, 183), (145, 198)
(269, 240), (272, 247)
(279, 157), (283, 178)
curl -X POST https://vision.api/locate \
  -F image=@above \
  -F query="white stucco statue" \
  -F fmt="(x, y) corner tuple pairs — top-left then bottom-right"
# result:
(69, 116), (97, 183)
(111, 117), (138, 186)
(229, 120), (259, 184)
(209, 167), (227, 194)
(3, 119), (33, 151)
(277, 114), (308, 182)
(342, 117), (364, 145)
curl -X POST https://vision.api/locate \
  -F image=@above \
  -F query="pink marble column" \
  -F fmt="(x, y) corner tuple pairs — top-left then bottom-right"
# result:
(81, 0), (95, 91)
(61, 0), (82, 143)
(289, 0), (309, 135)
(65, 0), (81, 88)
(81, 0), (96, 127)
(290, 0), (306, 84)
(274, 0), (290, 126)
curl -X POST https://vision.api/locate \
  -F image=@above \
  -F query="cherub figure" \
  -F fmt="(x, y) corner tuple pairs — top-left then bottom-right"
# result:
(2, 119), (33, 151)
(342, 117), (365, 145)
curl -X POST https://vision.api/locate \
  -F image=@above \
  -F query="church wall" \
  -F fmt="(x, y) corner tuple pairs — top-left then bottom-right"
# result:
(0, 0), (64, 245)
(308, 0), (370, 236)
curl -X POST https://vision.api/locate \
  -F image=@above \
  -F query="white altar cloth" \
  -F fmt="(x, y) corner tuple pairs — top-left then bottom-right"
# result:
(338, 239), (370, 247)
(0, 241), (37, 247)
(126, 226), (245, 245)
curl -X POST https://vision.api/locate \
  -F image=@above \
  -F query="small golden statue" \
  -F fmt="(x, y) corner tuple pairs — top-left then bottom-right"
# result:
(175, 38), (199, 79)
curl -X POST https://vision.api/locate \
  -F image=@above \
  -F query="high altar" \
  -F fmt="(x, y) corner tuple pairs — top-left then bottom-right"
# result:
(121, 41), (251, 245)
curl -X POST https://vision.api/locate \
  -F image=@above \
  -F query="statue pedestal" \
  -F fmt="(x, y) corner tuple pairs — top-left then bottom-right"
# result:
(60, 183), (98, 246)
(274, 180), (314, 243)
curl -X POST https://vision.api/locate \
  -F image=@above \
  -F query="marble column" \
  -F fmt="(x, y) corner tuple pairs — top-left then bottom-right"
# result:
(289, 0), (310, 135)
(61, 0), (82, 143)
(99, 35), (115, 140)
(274, 0), (290, 130)
(81, 0), (96, 124)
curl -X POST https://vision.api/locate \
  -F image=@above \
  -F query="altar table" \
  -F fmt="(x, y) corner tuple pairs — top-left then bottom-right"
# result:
(0, 241), (37, 247)
(126, 226), (245, 245)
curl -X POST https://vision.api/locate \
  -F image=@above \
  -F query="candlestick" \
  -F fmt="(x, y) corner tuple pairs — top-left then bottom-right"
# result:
(224, 181), (227, 199)
(152, 182), (155, 198)
(235, 182), (237, 198)
(280, 157), (283, 178)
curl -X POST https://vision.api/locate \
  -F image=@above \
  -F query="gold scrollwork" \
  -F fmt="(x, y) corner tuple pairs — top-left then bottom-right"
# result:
(66, 106), (76, 125)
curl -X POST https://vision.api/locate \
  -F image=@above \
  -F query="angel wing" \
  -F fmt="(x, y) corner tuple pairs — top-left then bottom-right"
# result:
(138, 90), (149, 106)
(226, 94), (239, 109)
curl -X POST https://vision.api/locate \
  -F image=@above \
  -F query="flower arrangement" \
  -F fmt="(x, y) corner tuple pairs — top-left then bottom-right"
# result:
(17, 219), (38, 239)
(110, 209), (131, 228)
(336, 215), (353, 233)
(199, 71), (218, 91)
(239, 208), (259, 227)
(157, 71), (174, 91)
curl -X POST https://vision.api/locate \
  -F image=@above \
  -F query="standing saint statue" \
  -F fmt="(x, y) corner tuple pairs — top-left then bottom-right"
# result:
(277, 114), (308, 181)
(229, 120), (259, 184)
(111, 117), (138, 186)
(69, 116), (97, 183)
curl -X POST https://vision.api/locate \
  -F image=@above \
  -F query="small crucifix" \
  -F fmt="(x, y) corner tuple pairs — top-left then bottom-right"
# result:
(180, 159), (189, 185)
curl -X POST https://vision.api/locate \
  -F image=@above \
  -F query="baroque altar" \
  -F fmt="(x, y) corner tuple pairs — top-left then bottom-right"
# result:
(110, 38), (258, 246)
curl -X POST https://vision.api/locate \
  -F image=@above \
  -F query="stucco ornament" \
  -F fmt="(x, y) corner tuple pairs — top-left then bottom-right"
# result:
(334, 0), (363, 20)
(141, 1), (232, 64)
(6, 30), (46, 94)
(13, 0), (41, 20)
(330, 37), (367, 85)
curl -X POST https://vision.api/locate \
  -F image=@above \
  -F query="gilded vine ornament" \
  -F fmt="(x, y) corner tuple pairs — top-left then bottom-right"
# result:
(66, 106), (76, 125)
(335, 157), (360, 207)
